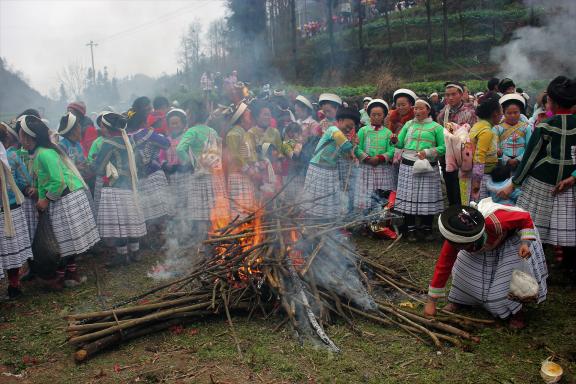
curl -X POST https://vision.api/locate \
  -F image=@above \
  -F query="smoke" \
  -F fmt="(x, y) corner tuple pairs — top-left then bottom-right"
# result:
(490, 0), (576, 85)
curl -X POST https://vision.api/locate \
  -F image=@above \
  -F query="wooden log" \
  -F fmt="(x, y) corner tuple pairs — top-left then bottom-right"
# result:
(69, 302), (212, 344)
(73, 311), (214, 363)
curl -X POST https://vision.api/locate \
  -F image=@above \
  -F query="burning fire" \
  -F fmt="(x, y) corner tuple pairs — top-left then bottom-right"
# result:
(209, 170), (265, 284)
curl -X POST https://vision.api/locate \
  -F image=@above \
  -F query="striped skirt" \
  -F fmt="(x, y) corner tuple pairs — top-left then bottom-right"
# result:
(227, 173), (256, 219)
(22, 197), (38, 242)
(302, 164), (341, 219)
(93, 177), (104, 217)
(448, 232), (548, 319)
(167, 171), (194, 215)
(187, 174), (218, 221)
(49, 190), (100, 257)
(395, 161), (444, 216)
(97, 187), (146, 240)
(283, 173), (306, 202)
(353, 163), (397, 211)
(138, 170), (171, 221)
(517, 176), (576, 247)
(0, 206), (32, 270)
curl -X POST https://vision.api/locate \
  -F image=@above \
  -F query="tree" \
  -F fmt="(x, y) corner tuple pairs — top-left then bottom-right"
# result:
(59, 63), (88, 100)
(58, 83), (68, 105)
(425, 0), (433, 62)
(377, 0), (393, 50)
(327, 0), (335, 71)
(290, 0), (298, 77)
(442, 0), (448, 59)
(356, 0), (365, 65)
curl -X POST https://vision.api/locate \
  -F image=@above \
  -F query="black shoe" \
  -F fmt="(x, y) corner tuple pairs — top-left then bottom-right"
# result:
(422, 228), (436, 242)
(7, 286), (22, 299)
(406, 230), (418, 243)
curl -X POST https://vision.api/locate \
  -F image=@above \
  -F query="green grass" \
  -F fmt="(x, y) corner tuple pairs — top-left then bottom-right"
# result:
(0, 238), (574, 383)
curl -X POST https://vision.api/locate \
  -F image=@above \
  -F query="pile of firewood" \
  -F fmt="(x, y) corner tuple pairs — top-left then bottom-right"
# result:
(66, 195), (492, 362)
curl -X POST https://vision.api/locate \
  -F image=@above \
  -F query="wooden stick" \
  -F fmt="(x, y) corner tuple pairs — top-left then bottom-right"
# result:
(68, 293), (212, 321)
(221, 287), (243, 359)
(300, 238), (325, 276)
(69, 302), (212, 344)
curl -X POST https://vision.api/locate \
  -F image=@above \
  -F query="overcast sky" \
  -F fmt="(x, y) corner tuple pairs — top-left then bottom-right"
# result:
(0, 0), (227, 96)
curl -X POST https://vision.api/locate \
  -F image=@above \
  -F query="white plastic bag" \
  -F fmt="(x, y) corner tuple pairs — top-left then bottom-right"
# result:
(412, 158), (434, 175)
(509, 260), (539, 303)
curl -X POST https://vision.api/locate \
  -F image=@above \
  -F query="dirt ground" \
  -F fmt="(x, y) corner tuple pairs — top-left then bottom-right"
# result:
(0, 235), (574, 384)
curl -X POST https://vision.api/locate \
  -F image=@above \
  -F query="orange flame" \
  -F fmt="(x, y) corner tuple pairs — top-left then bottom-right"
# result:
(209, 170), (264, 284)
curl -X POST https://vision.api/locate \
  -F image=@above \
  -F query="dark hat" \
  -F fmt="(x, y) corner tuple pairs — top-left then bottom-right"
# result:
(438, 206), (485, 244)
(101, 112), (127, 131)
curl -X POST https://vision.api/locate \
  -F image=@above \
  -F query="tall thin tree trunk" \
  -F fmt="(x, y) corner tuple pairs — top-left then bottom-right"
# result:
(442, 0), (448, 59)
(384, 0), (392, 50)
(290, 0), (298, 79)
(425, 0), (432, 62)
(458, 0), (464, 42)
(327, 0), (335, 72)
(357, 0), (365, 65)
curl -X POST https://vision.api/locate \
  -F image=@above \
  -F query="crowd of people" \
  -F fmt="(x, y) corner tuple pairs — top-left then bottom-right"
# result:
(0, 74), (574, 330)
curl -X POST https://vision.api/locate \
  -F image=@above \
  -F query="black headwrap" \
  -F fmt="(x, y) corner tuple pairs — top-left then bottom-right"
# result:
(547, 76), (576, 109)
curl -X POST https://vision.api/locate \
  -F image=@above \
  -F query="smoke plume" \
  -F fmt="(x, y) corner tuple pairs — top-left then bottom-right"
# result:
(490, 0), (576, 85)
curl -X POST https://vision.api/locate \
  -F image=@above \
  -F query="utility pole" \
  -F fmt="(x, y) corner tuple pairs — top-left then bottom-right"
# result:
(86, 40), (97, 83)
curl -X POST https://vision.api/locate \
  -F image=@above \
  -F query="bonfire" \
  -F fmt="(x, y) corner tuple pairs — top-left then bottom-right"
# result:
(66, 176), (491, 362)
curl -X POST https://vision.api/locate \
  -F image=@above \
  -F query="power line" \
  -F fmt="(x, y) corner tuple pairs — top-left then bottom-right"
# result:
(98, 0), (215, 44)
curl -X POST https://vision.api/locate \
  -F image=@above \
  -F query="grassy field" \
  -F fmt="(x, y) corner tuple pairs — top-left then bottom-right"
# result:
(0, 236), (574, 384)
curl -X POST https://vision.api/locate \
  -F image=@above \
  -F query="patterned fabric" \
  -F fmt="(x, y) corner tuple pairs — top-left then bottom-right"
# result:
(0, 207), (32, 270)
(302, 164), (341, 219)
(353, 163), (397, 210)
(227, 172), (256, 219)
(437, 102), (478, 127)
(4, 148), (30, 205)
(87, 137), (103, 165)
(93, 178), (103, 218)
(49, 190), (99, 257)
(94, 136), (136, 189)
(22, 198), (37, 242)
(310, 126), (353, 168)
(187, 174), (218, 221)
(448, 231), (548, 319)
(132, 128), (170, 176)
(396, 118), (446, 157)
(283, 174), (306, 202)
(177, 125), (219, 160)
(246, 126), (282, 160)
(225, 125), (251, 173)
(517, 176), (576, 247)
(513, 114), (576, 187)
(167, 171), (193, 215)
(470, 119), (499, 174)
(97, 187), (146, 239)
(493, 121), (531, 162)
(355, 125), (395, 161)
(395, 162), (444, 215)
(138, 170), (171, 221)
(31, 147), (85, 200)
(59, 137), (86, 164)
